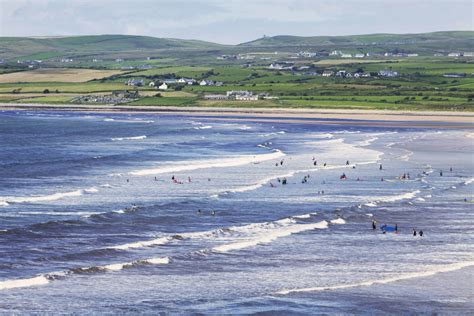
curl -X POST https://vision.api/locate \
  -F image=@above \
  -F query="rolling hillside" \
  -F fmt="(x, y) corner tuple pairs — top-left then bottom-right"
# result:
(0, 35), (225, 60)
(240, 31), (474, 52)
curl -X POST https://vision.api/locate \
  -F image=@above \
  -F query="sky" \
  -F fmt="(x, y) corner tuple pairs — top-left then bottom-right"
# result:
(0, 0), (472, 44)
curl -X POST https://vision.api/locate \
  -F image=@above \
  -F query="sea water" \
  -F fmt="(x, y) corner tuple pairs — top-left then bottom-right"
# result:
(0, 111), (472, 313)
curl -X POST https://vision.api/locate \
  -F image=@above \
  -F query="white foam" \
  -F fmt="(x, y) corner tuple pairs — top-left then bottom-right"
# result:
(111, 135), (147, 141)
(0, 275), (50, 290)
(365, 202), (377, 207)
(464, 178), (474, 185)
(213, 220), (328, 253)
(366, 213), (373, 217)
(276, 261), (474, 295)
(0, 187), (98, 205)
(193, 125), (212, 130)
(84, 187), (99, 194)
(330, 218), (346, 224)
(100, 257), (170, 271)
(377, 190), (420, 203)
(109, 236), (173, 250)
(293, 213), (317, 219)
(129, 150), (285, 176)
(356, 137), (378, 147)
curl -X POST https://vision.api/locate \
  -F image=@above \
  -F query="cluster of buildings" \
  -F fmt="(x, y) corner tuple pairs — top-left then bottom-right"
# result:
(268, 63), (295, 71)
(16, 59), (42, 68)
(319, 69), (398, 78)
(321, 70), (371, 78)
(204, 90), (268, 101)
(296, 51), (317, 58)
(126, 77), (224, 90)
(72, 91), (139, 104)
(446, 52), (474, 57)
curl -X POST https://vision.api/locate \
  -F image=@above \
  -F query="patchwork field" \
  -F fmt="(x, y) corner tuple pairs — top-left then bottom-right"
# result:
(0, 68), (124, 83)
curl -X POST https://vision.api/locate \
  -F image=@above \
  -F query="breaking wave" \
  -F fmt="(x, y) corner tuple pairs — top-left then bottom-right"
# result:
(129, 150), (285, 176)
(276, 261), (474, 295)
(111, 135), (147, 141)
(0, 256), (170, 291)
(0, 187), (98, 205)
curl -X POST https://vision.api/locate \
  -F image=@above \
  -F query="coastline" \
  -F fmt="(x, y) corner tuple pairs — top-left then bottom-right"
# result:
(1, 103), (473, 128)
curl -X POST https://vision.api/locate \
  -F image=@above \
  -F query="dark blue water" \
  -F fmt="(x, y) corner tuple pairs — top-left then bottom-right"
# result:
(0, 110), (472, 314)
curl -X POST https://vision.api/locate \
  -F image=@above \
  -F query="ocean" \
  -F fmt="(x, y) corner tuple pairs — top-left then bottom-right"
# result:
(0, 110), (472, 314)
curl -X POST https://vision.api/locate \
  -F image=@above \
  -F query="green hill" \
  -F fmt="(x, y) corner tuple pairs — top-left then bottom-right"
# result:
(240, 31), (474, 52)
(0, 35), (225, 60)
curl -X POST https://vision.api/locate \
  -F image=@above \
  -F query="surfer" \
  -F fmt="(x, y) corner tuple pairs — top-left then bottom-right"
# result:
(346, 160), (350, 165)
(372, 220), (376, 230)
(270, 182), (275, 188)
(211, 210), (216, 216)
(357, 177), (361, 181)
(381, 177), (384, 182)
(313, 161), (317, 166)
(280, 160), (284, 166)
(172, 175), (175, 181)
(450, 167), (453, 172)
(419, 230), (423, 237)
(340, 173), (347, 180)
(126, 179), (129, 183)
(413, 229), (417, 236)
(324, 163), (327, 167)
(282, 178), (287, 185)
(379, 164), (383, 170)
(188, 176), (192, 183)
(395, 224), (398, 233)
(440, 170), (443, 176)
(197, 209), (201, 215)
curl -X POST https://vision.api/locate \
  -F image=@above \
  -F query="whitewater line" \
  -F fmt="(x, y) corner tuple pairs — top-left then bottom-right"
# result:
(0, 257), (170, 291)
(276, 261), (474, 295)
(128, 150), (285, 176)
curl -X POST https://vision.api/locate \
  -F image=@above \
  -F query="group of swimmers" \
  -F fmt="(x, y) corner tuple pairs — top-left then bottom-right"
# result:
(196, 209), (216, 216)
(372, 220), (424, 237)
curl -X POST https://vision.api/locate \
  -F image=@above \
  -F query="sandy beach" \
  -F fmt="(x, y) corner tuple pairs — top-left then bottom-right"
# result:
(1, 103), (474, 128)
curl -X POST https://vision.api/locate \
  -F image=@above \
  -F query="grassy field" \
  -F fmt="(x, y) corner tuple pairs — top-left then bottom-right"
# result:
(0, 68), (125, 83)
(0, 56), (472, 111)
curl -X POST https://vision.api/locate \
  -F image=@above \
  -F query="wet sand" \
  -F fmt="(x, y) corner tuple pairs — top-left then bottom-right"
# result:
(1, 103), (473, 128)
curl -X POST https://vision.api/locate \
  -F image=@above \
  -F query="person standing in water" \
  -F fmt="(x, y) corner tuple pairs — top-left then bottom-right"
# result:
(379, 164), (383, 170)
(413, 229), (417, 236)
(372, 220), (377, 230)
(419, 230), (423, 237)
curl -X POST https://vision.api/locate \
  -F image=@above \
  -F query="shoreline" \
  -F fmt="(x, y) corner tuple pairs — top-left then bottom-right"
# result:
(1, 103), (473, 128)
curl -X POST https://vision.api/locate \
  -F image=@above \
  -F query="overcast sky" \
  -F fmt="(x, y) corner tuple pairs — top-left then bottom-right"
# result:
(0, 0), (472, 44)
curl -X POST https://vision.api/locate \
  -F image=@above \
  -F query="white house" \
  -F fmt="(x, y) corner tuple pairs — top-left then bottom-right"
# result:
(341, 54), (352, 58)
(354, 54), (365, 58)
(322, 71), (334, 77)
(158, 83), (168, 90)
(199, 80), (215, 86)
(235, 94), (258, 101)
(448, 52), (461, 57)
